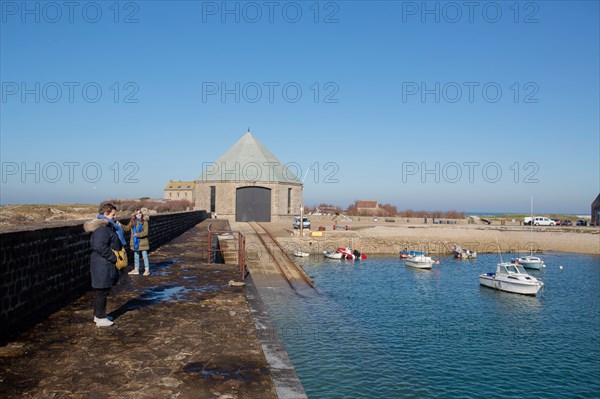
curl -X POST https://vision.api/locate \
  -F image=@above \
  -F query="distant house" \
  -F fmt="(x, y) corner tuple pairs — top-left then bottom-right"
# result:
(163, 180), (195, 202)
(315, 205), (339, 215)
(592, 193), (600, 226)
(356, 200), (379, 216)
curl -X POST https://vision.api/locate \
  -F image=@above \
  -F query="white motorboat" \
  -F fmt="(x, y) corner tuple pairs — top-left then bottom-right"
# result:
(479, 262), (544, 295)
(513, 255), (544, 270)
(516, 196), (546, 270)
(400, 248), (425, 259)
(404, 254), (436, 269)
(323, 250), (343, 259)
(293, 251), (310, 257)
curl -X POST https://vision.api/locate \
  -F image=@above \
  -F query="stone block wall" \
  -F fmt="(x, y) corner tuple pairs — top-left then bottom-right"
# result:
(0, 210), (207, 339)
(194, 181), (303, 221)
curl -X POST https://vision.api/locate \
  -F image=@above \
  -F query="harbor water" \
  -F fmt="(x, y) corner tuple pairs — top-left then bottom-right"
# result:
(258, 253), (600, 398)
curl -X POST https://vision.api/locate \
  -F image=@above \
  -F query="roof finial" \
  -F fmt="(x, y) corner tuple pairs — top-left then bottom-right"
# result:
(247, 126), (250, 133)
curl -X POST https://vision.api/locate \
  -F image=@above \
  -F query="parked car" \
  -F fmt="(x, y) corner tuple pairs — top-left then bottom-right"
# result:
(562, 220), (573, 226)
(293, 216), (311, 229)
(576, 219), (588, 226)
(552, 219), (562, 226)
(530, 217), (555, 226)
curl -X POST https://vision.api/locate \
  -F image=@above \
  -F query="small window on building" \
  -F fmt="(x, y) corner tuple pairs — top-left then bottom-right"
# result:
(169, 192), (172, 198)
(185, 192), (188, 197)
(287, 188), (292, 214)
(177, 192), (180, 197)
(210, 186), (216, 213)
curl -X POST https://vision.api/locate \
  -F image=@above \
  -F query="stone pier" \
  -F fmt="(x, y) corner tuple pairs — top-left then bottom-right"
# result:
(0, 223), (278, 398)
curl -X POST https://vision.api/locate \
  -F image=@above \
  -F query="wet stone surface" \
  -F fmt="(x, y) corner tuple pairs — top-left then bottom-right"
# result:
(0, 225), (276, 399)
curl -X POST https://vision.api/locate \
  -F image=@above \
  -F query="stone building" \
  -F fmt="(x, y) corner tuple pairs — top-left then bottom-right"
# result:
(194, 132), (303, 222)
(356, 200), (379, 216)
(592, 193), (600, 226)
(163, 180), (196, 202)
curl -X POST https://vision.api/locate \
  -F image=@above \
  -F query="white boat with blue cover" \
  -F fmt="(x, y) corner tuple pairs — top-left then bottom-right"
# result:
(480, 262), (544, 295)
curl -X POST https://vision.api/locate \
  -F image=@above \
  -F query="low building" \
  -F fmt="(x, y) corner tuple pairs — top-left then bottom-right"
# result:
(356, 200), (379, 216)
(315, 205), (339, 215)
(592, 193), (600, 226)
(194, 131), (303, 222)
(163, 180), (195, 202)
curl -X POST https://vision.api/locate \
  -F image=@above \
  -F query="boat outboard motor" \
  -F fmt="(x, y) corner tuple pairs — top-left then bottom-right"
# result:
(353, 250), (361, 258)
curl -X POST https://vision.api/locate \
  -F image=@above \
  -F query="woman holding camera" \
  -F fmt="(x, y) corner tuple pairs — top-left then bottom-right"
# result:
(123, 209), (151, 276)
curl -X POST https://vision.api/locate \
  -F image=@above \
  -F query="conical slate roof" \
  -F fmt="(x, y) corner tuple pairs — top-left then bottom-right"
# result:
(199, 132), (301, 184)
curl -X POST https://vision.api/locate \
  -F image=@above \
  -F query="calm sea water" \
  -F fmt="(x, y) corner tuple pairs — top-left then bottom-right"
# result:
(258, 253), (600, 398)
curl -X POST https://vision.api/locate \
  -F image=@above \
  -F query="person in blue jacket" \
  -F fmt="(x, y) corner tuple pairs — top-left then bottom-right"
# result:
(123, 209), (151, 276)
(84, 202), (127, 327)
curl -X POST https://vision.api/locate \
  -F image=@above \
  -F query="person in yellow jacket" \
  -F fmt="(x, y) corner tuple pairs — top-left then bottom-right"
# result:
(122, 209), (151, 276)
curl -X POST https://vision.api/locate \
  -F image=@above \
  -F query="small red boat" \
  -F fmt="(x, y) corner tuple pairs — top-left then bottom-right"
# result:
(336, 247), (367, 260)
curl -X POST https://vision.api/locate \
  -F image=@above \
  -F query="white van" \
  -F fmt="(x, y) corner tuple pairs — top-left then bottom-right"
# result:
(293, 216), (311, 229)
(524, 216), (555, 226)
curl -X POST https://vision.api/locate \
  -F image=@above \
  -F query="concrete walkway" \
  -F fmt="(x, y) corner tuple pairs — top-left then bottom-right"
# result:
(0, 224), (277, 399)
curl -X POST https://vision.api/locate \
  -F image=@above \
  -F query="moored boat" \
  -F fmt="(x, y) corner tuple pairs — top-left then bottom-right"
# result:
(513, 255), (544, 270)
(336, 247), (367, 260)
(452, 245), (477, 259)
(479, 262), (544, 295)
(323, 250), (343, 259)
(515, 196), (546, 270)
(400, 247), (425, 259)
(293, 251), (310, 257)
(403, 254), (436, 269)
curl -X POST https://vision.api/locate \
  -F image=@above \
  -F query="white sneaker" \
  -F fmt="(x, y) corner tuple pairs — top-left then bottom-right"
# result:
(143, 269), (150, 276)
(94, 315), (113, 321)
(94, 317), (114, 327)
(128, 269), (139, 275)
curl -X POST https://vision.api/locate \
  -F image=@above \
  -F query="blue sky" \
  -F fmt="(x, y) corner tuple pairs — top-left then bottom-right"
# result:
(1, 1), (598, 213)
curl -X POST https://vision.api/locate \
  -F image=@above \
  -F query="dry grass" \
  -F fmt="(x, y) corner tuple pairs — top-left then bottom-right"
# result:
(0, 199), (194, 227)
(107, 199), (193, 214)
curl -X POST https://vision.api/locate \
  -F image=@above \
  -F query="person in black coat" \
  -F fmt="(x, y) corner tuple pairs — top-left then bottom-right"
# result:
(84, 202), (126, 327)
